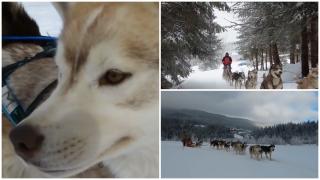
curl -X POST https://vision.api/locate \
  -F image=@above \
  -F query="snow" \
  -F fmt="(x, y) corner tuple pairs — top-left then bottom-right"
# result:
(161, 141), (318, 178)
(22, 2), (62, 37)
(177, 53), (301, 89)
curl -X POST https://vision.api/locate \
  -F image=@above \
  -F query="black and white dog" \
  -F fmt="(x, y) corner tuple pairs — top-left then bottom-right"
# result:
(260, 144), (276, 160)
(231, 72), (245, 89)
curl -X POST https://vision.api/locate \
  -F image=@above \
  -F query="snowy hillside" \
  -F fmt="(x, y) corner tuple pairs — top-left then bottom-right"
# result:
(177, 53), (301, 89)
(162, 141), (318, 178)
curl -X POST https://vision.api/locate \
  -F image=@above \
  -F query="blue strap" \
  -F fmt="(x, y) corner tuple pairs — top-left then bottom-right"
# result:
(2, 35), (58, 41)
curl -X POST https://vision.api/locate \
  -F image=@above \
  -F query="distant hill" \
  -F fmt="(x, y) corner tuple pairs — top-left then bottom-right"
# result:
(162, 108), (257, 130)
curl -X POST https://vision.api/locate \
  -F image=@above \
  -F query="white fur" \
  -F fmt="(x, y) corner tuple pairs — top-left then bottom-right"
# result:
(12, 3), (159, 178)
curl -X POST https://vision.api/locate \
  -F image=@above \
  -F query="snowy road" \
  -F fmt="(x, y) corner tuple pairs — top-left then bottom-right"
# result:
(161, 141), (318, 178)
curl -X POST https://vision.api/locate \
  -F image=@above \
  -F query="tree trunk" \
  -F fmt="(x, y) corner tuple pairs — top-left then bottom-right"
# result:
(289, 40), (295, 64)
(310, 15), (318, 68)
(301, 17), (309, 77)
(269, 43), (273, 65)
(260, 50), (264, 70)
(255, 50), (259, 70)
(295, 44), (300, 63)
(265, 49), (268, 70)
(272, 42), (281, 65)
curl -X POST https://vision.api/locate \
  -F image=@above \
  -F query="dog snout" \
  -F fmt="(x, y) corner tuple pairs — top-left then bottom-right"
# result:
(9, 124), (44, 160)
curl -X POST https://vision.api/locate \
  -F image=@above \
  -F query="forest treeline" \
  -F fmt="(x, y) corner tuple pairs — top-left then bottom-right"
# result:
(162, 118), (318, 145)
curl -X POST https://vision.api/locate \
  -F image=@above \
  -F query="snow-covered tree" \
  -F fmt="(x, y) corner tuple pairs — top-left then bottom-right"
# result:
(161, 2), (230, 88)
(234, 2), (318, 75)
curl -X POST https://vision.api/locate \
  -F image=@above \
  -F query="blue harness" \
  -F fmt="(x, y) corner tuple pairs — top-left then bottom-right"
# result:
(2, 36), (58, 126)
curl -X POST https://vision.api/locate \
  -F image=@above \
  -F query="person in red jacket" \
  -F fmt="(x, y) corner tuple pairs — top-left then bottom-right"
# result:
(222, 52), (232, 69)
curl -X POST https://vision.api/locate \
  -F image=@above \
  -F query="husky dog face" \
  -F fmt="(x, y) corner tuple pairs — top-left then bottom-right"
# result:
(270, 64), (282, 78)
(270, 144), (275, 151)
(9, 3), (159, 177)
(247, 70), (257, 80)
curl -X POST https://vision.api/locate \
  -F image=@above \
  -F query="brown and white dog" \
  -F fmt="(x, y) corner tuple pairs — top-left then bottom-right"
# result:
(249, 145), (262, 160)
(260, 64), (283, 89)
(4, 2), (159, 178)
(245, 69), (257, 89)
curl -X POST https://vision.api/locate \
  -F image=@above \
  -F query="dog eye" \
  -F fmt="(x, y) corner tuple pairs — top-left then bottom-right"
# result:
(99, 69), (131, 86)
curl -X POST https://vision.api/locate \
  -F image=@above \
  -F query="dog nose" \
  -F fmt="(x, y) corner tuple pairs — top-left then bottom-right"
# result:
(9, 125), (44, 160)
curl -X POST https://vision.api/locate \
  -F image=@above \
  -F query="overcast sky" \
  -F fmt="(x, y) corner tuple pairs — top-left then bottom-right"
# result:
(162, 91), (318, 126)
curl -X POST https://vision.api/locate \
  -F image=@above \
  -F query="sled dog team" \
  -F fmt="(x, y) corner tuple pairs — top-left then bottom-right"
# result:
(209, 139), (276, 161)
(224, 63), (318, 89)
(182, 138), (276, 161)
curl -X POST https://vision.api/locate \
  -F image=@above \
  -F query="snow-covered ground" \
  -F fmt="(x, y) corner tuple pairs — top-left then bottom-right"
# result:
(177, 53), (301, 89)
(162, 141), (318, 178)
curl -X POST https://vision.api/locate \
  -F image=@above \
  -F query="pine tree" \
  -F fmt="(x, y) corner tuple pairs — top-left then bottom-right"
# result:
(161, 2), (230, 88)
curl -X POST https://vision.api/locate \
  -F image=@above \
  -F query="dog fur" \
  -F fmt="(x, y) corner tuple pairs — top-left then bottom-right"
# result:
(223, 65), (232, 82)
(5, 2), (159, 178)
(249, 145), (262, 160)
(260, 64), (283, 89)
(233, 142), (247, 154)
(260, 144), (275, 160)
(297, 67), (318, 89)
(245, 69), (258, 89)
(231, 72), (245, 89)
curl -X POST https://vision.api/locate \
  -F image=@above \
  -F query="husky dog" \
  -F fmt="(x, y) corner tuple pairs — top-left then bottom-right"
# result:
(297, 67), (318, 89)
(224, 142), (231, 152)
(223, 65), (232, 82)
(7, 2), (159, 178)
(260, 144), (275, 160)
(234, 142), (247, 154)
(245, 69), (258, 89)
(231, 72), (245, 89)
(260, 64), (283, 89)
(249, 145), (262, 160)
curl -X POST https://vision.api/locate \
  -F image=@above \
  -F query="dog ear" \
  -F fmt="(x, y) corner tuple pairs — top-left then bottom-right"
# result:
(53, 2), (70, 21)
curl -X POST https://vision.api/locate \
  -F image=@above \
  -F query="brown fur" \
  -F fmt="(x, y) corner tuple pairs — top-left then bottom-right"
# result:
(297, 68), (318, 89)
(260, 64), (283, 89)
(249, 145), (262, 160)
(60, 3), (158, 90)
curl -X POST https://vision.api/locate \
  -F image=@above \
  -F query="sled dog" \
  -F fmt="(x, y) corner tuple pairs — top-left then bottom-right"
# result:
(260, 64), (283, 89)
(297, 67), (318, 89)
(223, 65), (232, 82)
(7, 2), (159, 178)
(234, 142), (247, 154)
(249, 145), (262, 160)
(245, 69), (258, 89)
(231, 72), (245, 89)
(260, 144), (275, 160)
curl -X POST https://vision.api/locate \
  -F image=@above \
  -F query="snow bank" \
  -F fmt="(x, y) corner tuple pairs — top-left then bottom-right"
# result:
(162, 141), (318, 178)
